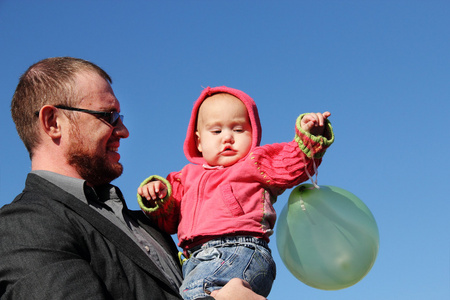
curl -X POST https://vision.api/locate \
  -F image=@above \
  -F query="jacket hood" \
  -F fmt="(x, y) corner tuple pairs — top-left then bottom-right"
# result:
(183, 86), (262, 165)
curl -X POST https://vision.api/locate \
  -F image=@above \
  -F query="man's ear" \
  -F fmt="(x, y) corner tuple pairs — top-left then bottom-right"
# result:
(39, 105), (62, 139)
(195, 131), (202, 153)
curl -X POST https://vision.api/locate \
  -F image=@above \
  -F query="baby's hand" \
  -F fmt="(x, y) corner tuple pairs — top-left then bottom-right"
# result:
(138, 180), (168, 202)
(301, 111), (331, 136)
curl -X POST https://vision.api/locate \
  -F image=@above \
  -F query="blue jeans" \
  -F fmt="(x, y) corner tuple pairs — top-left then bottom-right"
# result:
(180, 236), (276, 300)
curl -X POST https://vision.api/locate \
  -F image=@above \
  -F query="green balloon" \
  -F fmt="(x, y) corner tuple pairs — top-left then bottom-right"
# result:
(276, 184), (379, 290)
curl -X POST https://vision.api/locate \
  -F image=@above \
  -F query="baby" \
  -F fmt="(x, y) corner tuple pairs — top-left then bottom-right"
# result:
(137, 86), (334, 299)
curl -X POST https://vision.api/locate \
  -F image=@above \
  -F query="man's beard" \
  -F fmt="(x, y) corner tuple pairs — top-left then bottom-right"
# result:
(67, 129), (123, 186)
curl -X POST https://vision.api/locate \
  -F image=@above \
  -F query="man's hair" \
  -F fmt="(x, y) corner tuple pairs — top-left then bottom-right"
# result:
(11, 57), (112, 158)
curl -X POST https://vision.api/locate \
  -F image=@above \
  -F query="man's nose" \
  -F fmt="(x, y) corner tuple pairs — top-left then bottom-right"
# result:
(113, 119), (130, 138)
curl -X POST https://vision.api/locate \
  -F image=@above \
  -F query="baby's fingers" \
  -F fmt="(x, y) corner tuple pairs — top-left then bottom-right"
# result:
(137, 186), (148, 198)
(314, 111), (331, 126)
(158, 188), (168, 199)
(139, 186), (155, 200)
(310, 111), (331, 127)
(323, 111), (331, 119)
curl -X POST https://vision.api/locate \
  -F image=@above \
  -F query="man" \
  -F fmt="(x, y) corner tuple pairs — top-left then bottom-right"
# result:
(0, 57), (265, 300)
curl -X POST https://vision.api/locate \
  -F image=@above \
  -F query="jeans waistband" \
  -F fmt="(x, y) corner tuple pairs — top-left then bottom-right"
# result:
(188, 236), (269, 255)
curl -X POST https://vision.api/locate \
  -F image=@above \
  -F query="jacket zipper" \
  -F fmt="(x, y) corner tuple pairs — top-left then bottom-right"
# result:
(189, 170), (212, 239)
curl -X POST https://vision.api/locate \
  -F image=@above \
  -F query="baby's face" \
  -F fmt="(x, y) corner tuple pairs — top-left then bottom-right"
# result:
(195, 93), (252, 167)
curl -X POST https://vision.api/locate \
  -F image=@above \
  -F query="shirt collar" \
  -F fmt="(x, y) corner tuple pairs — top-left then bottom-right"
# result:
(31, 170), (90, 204)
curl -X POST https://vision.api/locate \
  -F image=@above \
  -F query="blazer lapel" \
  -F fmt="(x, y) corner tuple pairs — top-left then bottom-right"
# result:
(26, 174), (180, 294)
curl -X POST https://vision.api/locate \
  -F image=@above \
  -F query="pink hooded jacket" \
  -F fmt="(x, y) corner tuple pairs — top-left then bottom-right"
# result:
(138, 86), (334, 251)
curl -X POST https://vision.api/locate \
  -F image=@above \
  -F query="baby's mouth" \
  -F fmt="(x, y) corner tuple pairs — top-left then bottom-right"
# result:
(221, 147), (235, 155)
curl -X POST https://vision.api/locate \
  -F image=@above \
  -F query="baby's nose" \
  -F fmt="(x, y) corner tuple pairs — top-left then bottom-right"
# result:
(223, 132), (234, 143)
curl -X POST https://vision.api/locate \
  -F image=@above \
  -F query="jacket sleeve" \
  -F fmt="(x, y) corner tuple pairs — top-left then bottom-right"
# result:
(247, 113), (334, 192)
(137, 173), (182, 235)
(295, 113), (334, 159)
(0, 196), (111, 299)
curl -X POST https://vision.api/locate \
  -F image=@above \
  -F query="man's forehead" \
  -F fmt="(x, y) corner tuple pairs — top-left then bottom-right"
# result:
(75, 71), (119, 109)
(74, 71), (111, 90)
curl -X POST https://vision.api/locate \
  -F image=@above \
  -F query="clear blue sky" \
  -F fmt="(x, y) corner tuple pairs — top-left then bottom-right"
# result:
(1, 1), (449, 299)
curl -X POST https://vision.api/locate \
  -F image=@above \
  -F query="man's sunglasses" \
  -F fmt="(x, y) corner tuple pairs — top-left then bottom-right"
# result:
(35, 105), (124, 126)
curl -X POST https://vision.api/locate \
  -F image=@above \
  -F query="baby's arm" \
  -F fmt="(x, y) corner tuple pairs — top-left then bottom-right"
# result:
(137, 174), (179, 234)
(300, 111), (331, 136)
(137, 180), (168, 207)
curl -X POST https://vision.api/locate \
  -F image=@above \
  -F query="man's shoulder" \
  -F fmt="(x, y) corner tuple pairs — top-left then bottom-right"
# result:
(3, 173), (64, 208)
(0, 173), (88, 229)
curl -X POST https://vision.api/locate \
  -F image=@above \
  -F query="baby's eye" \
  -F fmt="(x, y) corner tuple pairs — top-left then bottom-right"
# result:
(211, 129), (222, 134)
(233, 127), (244, 133)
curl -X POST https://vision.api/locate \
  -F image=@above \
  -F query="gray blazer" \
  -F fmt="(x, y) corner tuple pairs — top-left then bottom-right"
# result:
(0, 173), (182, 299)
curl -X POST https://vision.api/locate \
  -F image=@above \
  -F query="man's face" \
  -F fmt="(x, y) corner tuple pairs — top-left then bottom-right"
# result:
(65, 71), (129, 186)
